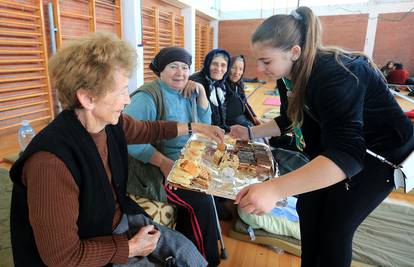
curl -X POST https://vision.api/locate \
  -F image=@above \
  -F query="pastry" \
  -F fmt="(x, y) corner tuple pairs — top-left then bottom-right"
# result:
(256, 165), (271, 177)
(213, 149), (225, 166)
(219, 153), (239, 170)
(191, 177), (209, 189)
(169, 168), (193, 186)
(224, 135), (236, 145)
(237, 163), (257, 176)
(217, 143), (226, 151)
(183, 141), (206, 160)
(190, 166), (212, 190)
(189, 141), (206, 151)
(178, 159), (200, 177)
(237, 150), (256, 165)
(198, 166), (212, 181)
(184, 147), (204, 160)
(169, 159), (201, 186)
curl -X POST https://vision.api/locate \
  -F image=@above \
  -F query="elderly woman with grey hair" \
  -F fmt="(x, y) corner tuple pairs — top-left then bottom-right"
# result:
(9, 33), (224, 267)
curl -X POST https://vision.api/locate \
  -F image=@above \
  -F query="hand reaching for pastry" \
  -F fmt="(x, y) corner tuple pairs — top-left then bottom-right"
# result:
(229, 125), (249, 140)
(192, 123), (225, 143)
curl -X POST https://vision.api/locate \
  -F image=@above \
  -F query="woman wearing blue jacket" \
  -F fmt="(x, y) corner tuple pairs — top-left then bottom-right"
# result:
(124, 47), (221, 266)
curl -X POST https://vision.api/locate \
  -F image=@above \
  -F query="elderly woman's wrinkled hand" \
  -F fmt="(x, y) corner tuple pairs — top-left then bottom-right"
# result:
(181, 80), (200, 98)
(193, 123), (225, 143)
(128, 225), (160, 257)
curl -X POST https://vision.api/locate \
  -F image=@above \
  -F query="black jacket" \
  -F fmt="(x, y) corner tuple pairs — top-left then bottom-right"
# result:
(225, 79), (256, 127)
(275, 52), (413, 178)
(190, 72), (229, 132)
(9, 110), (145, 266)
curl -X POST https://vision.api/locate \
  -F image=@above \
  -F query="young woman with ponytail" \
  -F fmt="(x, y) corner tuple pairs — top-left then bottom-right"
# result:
(230, 6), (414, 267)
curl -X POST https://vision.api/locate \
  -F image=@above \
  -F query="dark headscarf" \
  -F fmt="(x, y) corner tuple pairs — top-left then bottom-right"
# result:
(149, 47), (192, 77)
(200, 48), (231, 88)
(228, 55), (246, 87)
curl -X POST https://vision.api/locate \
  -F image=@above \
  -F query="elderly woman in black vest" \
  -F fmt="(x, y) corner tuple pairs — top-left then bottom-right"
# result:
(9, 33), (223, 267)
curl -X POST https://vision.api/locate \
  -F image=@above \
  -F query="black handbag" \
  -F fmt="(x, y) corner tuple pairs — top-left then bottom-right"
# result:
(271, 147), (309, 176)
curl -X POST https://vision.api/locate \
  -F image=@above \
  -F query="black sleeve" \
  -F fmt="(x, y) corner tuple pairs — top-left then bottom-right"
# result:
(310, 65), (368, 178)
(274, 79), (292, 134)
(189, 72), (203, 84)
(190, 72), (209, 99)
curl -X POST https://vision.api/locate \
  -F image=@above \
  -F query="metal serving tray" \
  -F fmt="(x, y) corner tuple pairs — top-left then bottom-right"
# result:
(166, 133), (278, 200)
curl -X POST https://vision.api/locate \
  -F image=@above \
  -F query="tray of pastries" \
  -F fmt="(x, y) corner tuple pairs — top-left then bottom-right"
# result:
(166, 134), (277, 199)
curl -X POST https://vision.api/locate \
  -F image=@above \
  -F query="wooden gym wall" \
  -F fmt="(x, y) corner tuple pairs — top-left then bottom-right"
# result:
(0, 0), (121, 156)
(142, 0), (185, 83)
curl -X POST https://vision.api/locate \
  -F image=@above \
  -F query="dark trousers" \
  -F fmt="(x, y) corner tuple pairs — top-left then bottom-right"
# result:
(297, 135), (414, 267)
(113, 214), (207, 267)
(166, 188), (220, 267)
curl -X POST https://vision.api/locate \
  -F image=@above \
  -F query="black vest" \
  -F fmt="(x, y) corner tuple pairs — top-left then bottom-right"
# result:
(9, 110), (145, 266)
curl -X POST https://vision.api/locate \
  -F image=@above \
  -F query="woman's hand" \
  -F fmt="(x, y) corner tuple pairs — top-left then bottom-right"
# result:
(181, 81), (209, 109)
(229, 125), (249, 140)
(128, 225), (160, 257)
(192, 123), (225, 143)
(159, 157), (174, 178)
(148, 152), (178, 189)
(234, 180), (280, 216)
(165, 183), (178, 191)
(181, 80), (200, 98)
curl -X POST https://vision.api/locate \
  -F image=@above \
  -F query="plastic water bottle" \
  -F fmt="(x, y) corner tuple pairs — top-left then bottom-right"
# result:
(18, 120), (36, 152)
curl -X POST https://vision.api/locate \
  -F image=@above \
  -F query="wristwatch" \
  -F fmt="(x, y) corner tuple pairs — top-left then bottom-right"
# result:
(188, 122), (193, 135)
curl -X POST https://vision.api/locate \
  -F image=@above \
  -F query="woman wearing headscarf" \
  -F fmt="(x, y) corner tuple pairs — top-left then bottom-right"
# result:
(189, 49), (232, 132)
(124, 46), (221, 266)
(225, 55), (261, 127)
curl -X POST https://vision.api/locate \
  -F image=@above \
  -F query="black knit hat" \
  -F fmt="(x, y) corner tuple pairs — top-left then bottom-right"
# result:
(149, 47), (192, 77)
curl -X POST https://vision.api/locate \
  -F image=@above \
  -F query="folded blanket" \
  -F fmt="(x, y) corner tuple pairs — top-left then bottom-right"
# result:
(238, 197), (301, 240)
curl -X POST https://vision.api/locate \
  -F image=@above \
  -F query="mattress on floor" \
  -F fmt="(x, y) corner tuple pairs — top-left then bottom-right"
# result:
(352, 198), (414, 266)
(230, 219), (301, 256)
(231, 198), (414, 267)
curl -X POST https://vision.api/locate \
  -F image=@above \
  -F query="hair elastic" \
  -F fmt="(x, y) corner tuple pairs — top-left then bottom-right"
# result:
(290, 10), (303, 20)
